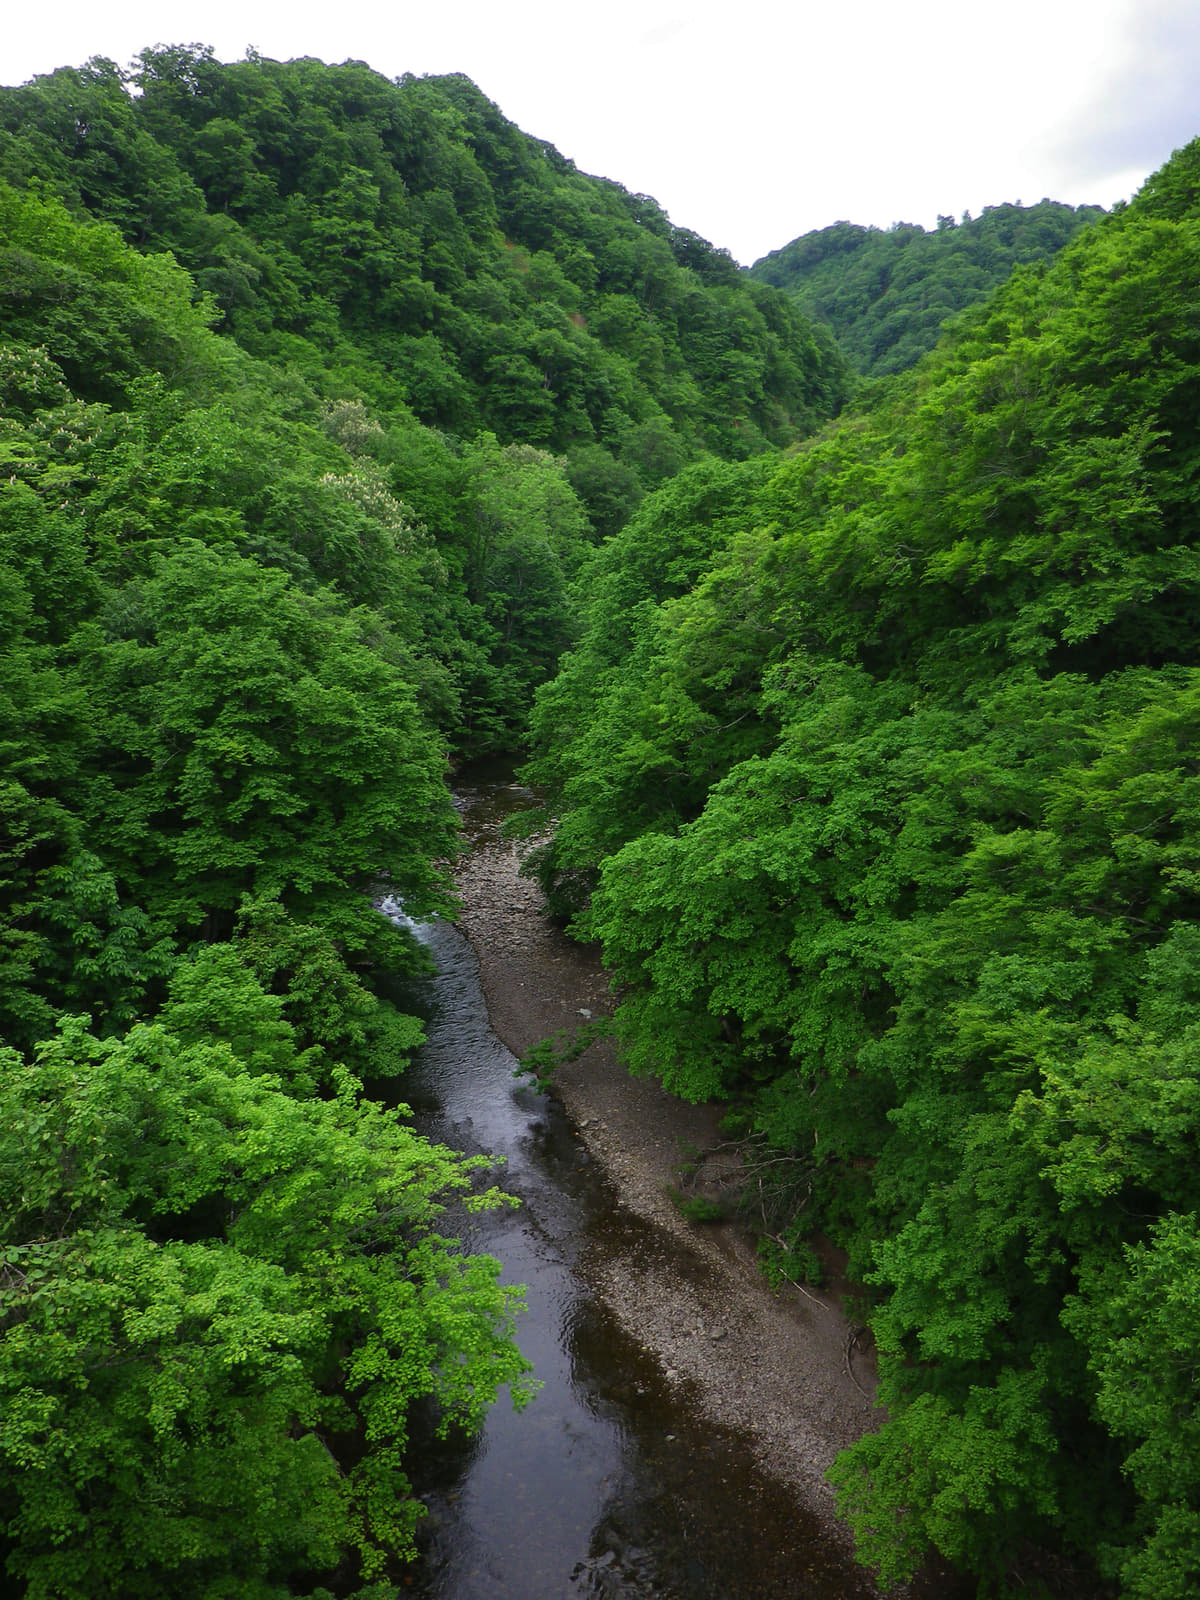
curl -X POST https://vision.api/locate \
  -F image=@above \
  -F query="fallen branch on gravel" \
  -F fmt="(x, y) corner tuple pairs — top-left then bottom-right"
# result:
(843, 1326), (873, 1401)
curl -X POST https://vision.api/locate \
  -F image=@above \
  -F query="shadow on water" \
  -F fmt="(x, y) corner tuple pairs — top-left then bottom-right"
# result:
(379, 771), (938, 1600)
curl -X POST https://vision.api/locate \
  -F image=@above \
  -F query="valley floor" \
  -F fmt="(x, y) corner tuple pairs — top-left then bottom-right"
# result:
(454, 818), (908, 1580)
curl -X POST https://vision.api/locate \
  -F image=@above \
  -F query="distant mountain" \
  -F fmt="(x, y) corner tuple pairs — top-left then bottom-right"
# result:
(750, 201), (1105, 376)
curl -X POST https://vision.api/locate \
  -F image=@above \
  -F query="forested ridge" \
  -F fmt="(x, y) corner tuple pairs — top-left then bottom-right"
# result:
(1, 36), (1197, 1600)
(528, 143), (1200, 1595)
(750, 201), (1105, 377)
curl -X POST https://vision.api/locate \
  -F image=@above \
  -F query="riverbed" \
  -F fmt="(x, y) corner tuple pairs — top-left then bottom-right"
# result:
(386, 772), (959, 1599)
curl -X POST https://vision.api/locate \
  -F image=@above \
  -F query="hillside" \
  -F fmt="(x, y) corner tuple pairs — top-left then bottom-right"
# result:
(750, 200), (1105, 375)
(0, 47), (862, 1596)
(1, 48), (847, 467)
(0, 47), (849, 753)
(528, 137), (1200, 1597)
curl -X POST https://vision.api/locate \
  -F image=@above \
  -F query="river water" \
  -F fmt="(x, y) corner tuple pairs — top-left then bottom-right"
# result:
(381, 778), (887, 1600)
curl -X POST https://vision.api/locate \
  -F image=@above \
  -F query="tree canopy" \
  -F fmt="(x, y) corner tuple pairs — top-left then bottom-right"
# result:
(0, 125), (537, 1599)
(6, 36), (1199, 1599)
(750, 200), (1105, 376)
(528, 137), (1200, 1596)
(0, 48), (848, 754)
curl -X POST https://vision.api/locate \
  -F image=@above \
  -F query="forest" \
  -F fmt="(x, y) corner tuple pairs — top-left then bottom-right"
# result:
(1, 39), (1198, 1600)
(750, 201), (1106, 377)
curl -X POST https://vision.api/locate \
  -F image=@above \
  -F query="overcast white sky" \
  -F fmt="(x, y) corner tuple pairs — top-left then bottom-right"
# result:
(4, 0), (1199, 265)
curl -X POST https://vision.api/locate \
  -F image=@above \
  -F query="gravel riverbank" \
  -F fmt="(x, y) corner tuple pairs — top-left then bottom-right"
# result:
(452, 806), (890, 1567)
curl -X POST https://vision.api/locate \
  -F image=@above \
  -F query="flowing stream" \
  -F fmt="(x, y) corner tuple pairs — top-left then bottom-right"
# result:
(381, 778), (887, 1600)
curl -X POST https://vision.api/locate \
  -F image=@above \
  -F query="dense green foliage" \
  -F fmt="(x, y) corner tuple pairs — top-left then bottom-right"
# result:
(0, 46), (847, 455)
(0, 45), (850, 1592)
(0, 1015), (530, 1599)
(528, 140), (1200, 1594)
(0, 178), (541, 1596)
(0, 46), (846, 750)
(751, 200), (1105, 376)
(7, 36), (1198, 1600)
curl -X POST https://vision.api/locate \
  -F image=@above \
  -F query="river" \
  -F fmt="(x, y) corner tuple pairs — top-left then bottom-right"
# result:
(380, 776), (893, 1600)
